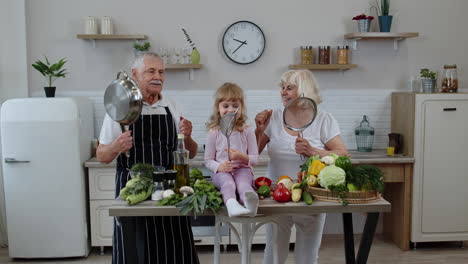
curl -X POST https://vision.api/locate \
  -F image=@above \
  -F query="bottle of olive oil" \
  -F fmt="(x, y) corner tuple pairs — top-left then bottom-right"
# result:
(173, 134), (189, 193)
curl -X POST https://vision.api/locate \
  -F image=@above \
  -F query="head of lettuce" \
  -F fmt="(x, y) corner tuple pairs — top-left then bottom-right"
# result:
(317, 165), (346, 189)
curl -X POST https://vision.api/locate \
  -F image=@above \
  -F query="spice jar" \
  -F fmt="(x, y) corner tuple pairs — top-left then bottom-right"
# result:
(440, 64), (458, 93)
(318, 46), (330, 64)
(300, 46), (313, 65)
(337, 46), (349, 64)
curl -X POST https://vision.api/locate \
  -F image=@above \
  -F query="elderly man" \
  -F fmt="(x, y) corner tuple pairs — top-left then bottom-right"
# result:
(97, 52), (199, 264)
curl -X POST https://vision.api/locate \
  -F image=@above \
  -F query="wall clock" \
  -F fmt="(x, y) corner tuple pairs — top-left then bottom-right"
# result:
(222, 21), (266, 65)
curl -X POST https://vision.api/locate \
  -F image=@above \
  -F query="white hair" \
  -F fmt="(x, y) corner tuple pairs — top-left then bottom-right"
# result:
(280, 70), (322, 104)
(131, 52), (164, 73)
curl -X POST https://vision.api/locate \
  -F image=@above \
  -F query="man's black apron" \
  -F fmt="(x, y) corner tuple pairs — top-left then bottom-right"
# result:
(112, 107), (199, 264)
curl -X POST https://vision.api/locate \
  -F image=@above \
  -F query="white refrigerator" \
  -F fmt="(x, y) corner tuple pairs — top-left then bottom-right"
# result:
(0, 97), (93, 258)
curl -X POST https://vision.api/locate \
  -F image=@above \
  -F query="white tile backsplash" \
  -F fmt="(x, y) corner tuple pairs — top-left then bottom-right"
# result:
(33, 89), (393, 150)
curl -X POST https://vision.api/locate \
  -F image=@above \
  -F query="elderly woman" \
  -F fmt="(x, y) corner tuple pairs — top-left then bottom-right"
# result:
(255, 70), (348, 264)
(97, 52), (199, 264)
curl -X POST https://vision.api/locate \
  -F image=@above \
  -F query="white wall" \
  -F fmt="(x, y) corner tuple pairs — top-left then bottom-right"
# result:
(24, 0), (468, 149)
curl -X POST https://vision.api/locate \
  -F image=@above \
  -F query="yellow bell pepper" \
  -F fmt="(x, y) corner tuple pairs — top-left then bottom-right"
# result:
(308, 160), (326, 176)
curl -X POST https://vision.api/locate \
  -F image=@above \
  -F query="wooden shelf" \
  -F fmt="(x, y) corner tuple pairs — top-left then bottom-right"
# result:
(165, 64), (202, 70)
(344, 32), (419, 40)
(76, 34), (147, 40)
(344, 32), (419, 50)
(289, 64), (357, 71)
(165, 64), (202, 80)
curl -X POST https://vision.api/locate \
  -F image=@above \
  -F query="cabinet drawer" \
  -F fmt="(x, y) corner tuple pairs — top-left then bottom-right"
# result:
(89, 168), (116, 199)
(373, 164), (405, 183)
(90, 200), (114, 247)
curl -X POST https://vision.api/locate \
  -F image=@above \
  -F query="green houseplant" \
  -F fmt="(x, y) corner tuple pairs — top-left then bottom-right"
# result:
(133, 41), (151, 56)
(32, 56), (68, 97)
(373, 0), (393, 32)
(420, 68), (437, 93)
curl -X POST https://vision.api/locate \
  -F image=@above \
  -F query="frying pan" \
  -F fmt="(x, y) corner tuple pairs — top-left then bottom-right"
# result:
(104, 71), (143, 157)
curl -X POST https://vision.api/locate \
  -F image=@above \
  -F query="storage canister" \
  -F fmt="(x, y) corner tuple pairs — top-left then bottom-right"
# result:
(355, 115), (375, 152)
(440, 64), (458, 93)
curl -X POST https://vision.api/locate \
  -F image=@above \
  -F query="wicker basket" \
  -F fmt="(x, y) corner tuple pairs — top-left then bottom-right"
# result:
(306, 186), (381, 204)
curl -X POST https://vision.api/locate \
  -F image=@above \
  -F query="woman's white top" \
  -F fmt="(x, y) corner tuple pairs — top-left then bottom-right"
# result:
(264, 107), (341, 182)
(99, 95), (183, 145)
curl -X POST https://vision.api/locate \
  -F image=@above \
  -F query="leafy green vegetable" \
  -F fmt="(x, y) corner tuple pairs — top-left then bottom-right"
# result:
(189, 168), (204, 186)
(328, 184), (349, 206)
(175, 179), (223, 216)
(300, 155), (320, 172)
(119, 177), (153, 205)
(318, 165), (346, 189)
(346, 165), (384, 193)
(157, 193), (184, 206)
(130, 163), (155, 180)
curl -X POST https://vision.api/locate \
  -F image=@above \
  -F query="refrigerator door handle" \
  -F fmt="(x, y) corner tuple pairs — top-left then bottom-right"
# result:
(4, 158), (30, 164)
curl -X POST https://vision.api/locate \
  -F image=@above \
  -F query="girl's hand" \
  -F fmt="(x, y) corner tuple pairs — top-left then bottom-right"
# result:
(218, 161), (233, 172)
(225, 148), (248, 162)
(295, 136), (321, 157)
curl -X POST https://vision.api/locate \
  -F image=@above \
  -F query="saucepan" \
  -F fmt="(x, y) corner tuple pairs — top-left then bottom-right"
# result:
(104, 71), (143, 157)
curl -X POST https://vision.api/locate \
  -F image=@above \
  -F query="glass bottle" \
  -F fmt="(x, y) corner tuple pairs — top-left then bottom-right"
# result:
(355, 115), (375, 152)
(440, 64), (458, 93)
(173, 134), (189, 193)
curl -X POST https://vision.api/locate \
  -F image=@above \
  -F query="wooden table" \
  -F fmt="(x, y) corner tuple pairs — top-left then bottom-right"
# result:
(110, 198), (391, 264)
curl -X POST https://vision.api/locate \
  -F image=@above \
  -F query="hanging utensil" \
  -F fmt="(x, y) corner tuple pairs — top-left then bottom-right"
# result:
(219, 109), (239, 161)
(283, 96), (317, 159)
(104, 71), (143, 157)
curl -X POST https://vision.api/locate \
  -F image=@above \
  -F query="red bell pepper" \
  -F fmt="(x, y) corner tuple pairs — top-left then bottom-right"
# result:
(273, 183), (291, 202)
(255, 177), (272, 189)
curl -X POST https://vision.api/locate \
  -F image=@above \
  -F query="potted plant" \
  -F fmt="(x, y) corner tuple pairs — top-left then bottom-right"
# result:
(352, 14), (374, 32)
(181, 28), (200, 64)
(373, 0), (393, 32)
(32, 56), (68, 97)
(133, 41), (151, 56)
(420, 68), (437, 93)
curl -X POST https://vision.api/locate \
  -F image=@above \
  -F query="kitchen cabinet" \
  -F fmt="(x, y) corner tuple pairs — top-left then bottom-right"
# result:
(392, 92), (468, 246)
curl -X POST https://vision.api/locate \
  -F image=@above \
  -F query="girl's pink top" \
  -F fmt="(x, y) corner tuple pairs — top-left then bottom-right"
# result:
(204, 126), (259, 173)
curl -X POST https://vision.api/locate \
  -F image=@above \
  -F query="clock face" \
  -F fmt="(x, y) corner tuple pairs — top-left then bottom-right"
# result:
(222, 21), (266, 65)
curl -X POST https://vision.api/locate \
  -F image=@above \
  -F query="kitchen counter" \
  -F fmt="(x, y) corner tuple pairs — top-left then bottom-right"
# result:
(84, 149), (414, 251)
(84, 149), (414, 168)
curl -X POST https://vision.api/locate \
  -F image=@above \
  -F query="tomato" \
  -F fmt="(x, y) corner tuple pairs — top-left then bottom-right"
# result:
(273, 183), (291, 202)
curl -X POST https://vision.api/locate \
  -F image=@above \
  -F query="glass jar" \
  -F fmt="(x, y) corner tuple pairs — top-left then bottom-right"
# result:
(300, 46), (313, 65)
(355, 115), (375, 152)
(337, 46), (349, 64)
(440, 64), (458, 93)
(318, 46), (330, 64)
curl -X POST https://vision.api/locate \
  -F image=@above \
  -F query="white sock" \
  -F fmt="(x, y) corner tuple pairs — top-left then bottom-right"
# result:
(243, 191), (259, 217)
(226, 199), (250, 217)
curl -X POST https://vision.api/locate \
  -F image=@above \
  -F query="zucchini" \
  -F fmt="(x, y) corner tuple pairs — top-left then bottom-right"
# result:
(302, 191), (313, 205)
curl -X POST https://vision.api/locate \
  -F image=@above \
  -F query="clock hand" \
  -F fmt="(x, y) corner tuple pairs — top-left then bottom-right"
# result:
(233, 38), (247, 45)
(232, 42), (246, 54)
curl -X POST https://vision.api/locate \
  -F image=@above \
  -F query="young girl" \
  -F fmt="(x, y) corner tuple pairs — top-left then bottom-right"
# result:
(204, 82), (259, 217)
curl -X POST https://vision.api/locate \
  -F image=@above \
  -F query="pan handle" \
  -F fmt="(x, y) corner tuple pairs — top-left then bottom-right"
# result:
(120, 124), (131, 158)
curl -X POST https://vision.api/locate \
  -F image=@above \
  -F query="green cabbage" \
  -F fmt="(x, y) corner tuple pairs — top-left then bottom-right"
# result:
(318, 165), (346, 189)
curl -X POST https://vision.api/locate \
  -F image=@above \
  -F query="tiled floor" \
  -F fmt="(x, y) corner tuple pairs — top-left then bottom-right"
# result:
(0, 236), (466, 264)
